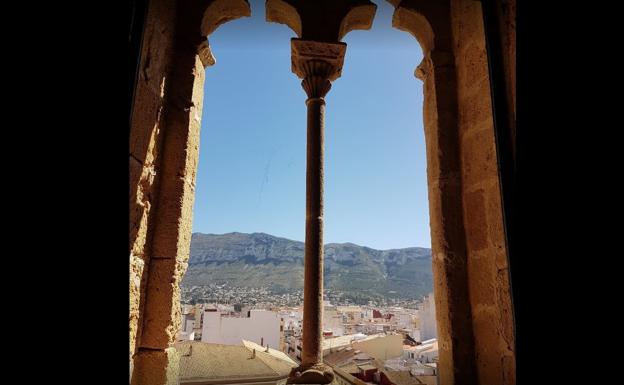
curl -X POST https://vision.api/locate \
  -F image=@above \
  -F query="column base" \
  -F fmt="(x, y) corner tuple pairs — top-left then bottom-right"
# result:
(286, 363), (335, 384)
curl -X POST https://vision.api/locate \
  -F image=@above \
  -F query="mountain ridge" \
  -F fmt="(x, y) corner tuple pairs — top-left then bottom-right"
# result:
(192, 231), (429, 251)
(182, 232), (433, 301)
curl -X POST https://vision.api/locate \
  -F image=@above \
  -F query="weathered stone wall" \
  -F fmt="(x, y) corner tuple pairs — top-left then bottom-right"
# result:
(130, 0), (178, 370)
(451, 0), (515, 384)
(130, 2), (251, 384)
(421, 51), (478, 385)
(500, 0), (516, 157)
(392, 2), (479, 384)
(130, 2), (205, 381)
(389, 1), (515, 384)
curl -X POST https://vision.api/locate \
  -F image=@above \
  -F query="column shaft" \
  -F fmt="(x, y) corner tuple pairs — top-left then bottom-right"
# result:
(301, 96), (325, 367)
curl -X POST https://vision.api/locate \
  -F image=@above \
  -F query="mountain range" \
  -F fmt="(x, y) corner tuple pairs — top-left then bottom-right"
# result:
(182, 232), (433, 300)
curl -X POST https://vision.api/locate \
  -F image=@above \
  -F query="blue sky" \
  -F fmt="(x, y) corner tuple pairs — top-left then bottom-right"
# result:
(192, 0), (429, 250)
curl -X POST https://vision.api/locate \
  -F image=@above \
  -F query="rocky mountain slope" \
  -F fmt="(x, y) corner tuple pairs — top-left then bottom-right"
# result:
(182, 232), (433, 300)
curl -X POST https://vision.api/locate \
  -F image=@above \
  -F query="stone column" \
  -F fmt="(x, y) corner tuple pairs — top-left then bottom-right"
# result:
(288, 38), (346, 385)
(265, 1), (376, 382)
(302, 89), (325, 367)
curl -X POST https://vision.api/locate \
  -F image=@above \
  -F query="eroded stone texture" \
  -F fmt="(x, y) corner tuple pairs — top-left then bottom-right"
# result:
(388, 1), (515, 384)
(130, 253), (146, 362)
(129, 0), (178, 369)
(391, 1), (479, 384)
(130, 1), (250, 385)
(132, 347), (181, 385)
(451, 0), (516, 384)
(140, 257), (189, 348)
(131, 28), (205, 385)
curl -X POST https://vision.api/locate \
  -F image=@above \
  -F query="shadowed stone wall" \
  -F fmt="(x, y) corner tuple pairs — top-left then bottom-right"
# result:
(388, 0), (515, 384)
(129, 0), (178, 375)
(451, 1), (515, 383)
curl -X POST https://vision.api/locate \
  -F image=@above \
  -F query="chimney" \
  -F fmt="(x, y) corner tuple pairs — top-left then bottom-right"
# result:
(252, 349), (256, 359)
(265, 344), (270, 352)
(261, 337), (264, 346)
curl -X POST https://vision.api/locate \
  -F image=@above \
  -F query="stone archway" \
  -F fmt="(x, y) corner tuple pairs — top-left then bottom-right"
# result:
(129, 0), (516, 384)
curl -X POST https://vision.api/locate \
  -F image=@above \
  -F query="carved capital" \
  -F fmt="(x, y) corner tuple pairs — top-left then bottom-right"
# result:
(291, 39), (346, 98)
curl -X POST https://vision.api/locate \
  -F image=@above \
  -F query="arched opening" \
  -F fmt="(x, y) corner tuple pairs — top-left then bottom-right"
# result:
(180, 1), (308, 362)
(129, 1), (516, 384)
(178, 0), (438, 383)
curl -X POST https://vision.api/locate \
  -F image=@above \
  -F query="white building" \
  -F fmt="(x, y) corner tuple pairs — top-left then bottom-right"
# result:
(410, 329), (422, 342)
(417, 339), (439, 363)
(201, 309), (282, 350)
(362, 307), (375, 320)
(177, 330), (195, 341)
(418, 293), (437, 341)
(337, 306), (363, 323)
(411, 361), (437, 376)
(279, 309), (302, 333)
(403, 339), (439, 364)
(392, 309), (417, 330)
(177, 308), (196, 341)
(323, 305), (344, 337)
(185, 319), (194, 334)
(180, 313), (195, 334)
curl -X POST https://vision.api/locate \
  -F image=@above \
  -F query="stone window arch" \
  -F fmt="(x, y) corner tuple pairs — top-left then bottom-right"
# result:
(129, 1), (516, 384)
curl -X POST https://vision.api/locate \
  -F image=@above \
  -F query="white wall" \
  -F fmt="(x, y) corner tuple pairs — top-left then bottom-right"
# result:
(180, 313), (196, 333)
(418, 293), (437, 341)
(185, 320), (194, 334)
(395, 312), (413, 329)
(323, 308), (344, 337)
(177, 331), (195, 341)
(280, 310), (302, 333)
(414, 341), (438, 363)
(201, 310), (281, 349)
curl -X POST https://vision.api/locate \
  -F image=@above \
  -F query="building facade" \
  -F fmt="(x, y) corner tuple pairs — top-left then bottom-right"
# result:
(201, 309), (282, 350)
(418, 293), (437, 342)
